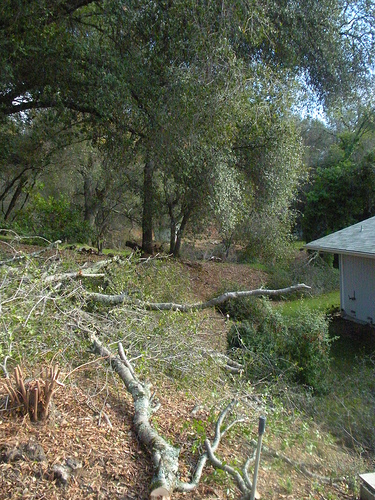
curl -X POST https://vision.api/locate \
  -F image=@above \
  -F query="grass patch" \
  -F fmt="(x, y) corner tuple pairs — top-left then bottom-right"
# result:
(276, 291), (340, 317)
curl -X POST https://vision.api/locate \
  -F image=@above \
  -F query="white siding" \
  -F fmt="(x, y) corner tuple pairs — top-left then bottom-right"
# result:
(340, 254), (375, 324)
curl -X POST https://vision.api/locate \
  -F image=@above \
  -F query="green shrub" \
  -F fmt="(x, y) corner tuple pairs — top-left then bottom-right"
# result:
(312, 354), (375, 452)
(239, 213), (296, 265)
(15, 193), (93, 243)
(227, 299), (332, 393)
(217, 295), (265, 322)
(266, 252), (339, 296)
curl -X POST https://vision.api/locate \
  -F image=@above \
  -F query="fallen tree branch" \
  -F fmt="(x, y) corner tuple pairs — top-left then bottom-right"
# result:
(200, 400), (259, 500)
(90, 335), (181, 498)
(43, 271), (105, 283)
(87, 284), (311, 311)
(205, 440), (252, 498)
(208, 352), (244, 374)
(90, 335), (257, 499)
(0, 240), (62, 266)
(175, 400), (252, 495)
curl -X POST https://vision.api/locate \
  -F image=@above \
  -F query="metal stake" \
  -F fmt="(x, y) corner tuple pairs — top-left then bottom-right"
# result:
(250, 416), (266, 500)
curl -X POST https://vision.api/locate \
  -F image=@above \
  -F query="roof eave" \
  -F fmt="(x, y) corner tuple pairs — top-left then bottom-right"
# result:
(305, 245), (375, 259)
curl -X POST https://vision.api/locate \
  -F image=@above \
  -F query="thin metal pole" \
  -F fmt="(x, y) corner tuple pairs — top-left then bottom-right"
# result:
(250, 416), (266, 500)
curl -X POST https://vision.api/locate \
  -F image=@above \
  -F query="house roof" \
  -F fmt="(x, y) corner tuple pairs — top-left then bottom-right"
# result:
(305, 216), (375, 258)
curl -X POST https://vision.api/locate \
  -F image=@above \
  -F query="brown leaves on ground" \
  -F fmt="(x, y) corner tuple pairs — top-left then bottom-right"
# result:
(0, 363), (358, 499)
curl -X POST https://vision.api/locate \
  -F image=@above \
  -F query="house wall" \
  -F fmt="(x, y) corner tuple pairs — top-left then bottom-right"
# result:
(340, 254), (375, 324)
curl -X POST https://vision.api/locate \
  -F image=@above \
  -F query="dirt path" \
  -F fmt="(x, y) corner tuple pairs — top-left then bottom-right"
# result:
(184, 260), (267, 300)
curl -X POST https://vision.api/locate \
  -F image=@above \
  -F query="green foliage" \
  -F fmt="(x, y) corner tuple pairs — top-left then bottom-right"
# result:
(236, 114), (306, 264)
(15, 193), (93, 243)
(239, 210), (297, 264)
(2, 0), (373, 255)
(0, 258), (91, 370)
(313, 355), (375, 452)
(218, 295), (263, 323)
(309, 318), (375, 453)
(302, 107), (375, 243)
(302, 159), (375, 242)
(266, 251), (340, 296)
(227, 300), (333, 393)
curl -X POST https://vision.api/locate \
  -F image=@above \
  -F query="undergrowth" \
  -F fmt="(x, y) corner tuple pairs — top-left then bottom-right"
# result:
(227, 298), (333, 394)
(0, 250), (220, 393)
(0, 244), (371, 499)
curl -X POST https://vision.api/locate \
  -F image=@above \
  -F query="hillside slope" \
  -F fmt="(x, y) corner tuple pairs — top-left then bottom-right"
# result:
(0, 246), (367, 499)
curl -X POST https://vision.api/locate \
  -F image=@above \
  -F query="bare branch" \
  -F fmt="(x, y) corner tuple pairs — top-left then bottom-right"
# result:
(87, 284), (311, 311)
(43, 271), (105, 283)
(0, 357), (10, 378)
(90, 334), (180, 498)
(205, 439), (251, 497)
(0, 240), (62, 266)
(176, 401), (245, 493)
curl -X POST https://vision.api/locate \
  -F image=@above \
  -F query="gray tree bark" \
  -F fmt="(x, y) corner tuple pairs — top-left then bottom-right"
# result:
(87, 284), (311, 311)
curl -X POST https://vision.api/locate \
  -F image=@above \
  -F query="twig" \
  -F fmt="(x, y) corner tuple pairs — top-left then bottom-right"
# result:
(60, 357), (108, 383)
(0, 355), (10, 378)
(0, 240), (62, 266)
(118, 342), (137, 379)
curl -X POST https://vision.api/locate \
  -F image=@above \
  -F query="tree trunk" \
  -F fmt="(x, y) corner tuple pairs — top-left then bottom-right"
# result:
(82, 159), (99, 229)
(169, 219), (176, 255)
(167, 201), (177, 255)
(4, 175), (28, 221)
(0, 167), (30, 203)
(173, 209), (190, 258)
(142, 160), (155, 255)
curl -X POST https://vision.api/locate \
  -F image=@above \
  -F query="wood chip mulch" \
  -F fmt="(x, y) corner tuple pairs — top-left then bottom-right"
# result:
(0, 380), (153, 499)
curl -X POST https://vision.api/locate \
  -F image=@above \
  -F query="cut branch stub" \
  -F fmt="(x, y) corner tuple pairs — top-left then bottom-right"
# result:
(150, 487), (170, 499)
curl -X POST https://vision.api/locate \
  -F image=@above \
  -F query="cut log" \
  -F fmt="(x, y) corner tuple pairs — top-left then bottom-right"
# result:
(150, 486), (170, 499)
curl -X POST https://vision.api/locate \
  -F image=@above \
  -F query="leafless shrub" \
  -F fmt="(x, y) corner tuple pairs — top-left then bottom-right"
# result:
(1, 364), (63, 421)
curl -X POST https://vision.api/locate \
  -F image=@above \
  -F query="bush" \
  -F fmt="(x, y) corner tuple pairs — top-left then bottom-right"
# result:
(266, 252), (339, 296)
(217, 294), (265, 322)
(15, 193), (93, 243)
(227, 299), (332, 393)
(239, 211), (296, 265)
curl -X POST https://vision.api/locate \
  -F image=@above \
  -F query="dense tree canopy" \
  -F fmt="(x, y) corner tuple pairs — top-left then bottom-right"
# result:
(302, 105), (375, 242)
(1, 0), (375, 255)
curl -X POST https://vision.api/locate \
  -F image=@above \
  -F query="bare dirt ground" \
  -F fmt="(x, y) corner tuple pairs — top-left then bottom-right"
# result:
(0, 245), (363, 500)
(184, 260), (267, 300)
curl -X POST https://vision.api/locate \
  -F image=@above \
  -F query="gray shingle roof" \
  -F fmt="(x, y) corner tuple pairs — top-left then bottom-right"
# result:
(305, 216), (375, 258)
